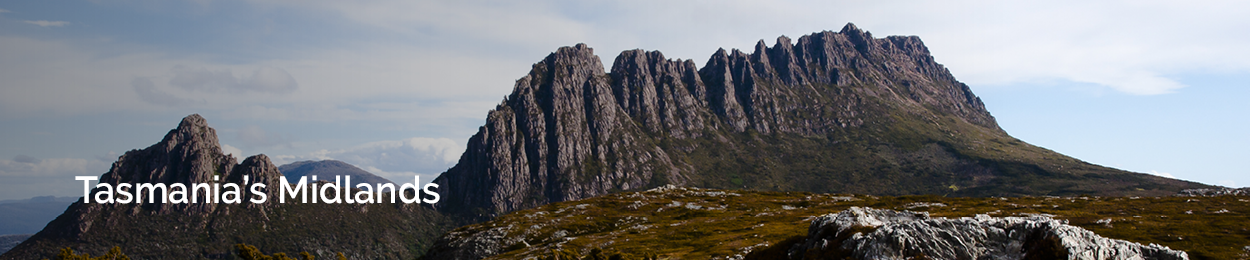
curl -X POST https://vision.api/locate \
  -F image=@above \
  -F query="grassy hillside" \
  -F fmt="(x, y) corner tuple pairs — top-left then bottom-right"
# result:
(427, 186), (1250, 260)
(662, 82), (1207, 197)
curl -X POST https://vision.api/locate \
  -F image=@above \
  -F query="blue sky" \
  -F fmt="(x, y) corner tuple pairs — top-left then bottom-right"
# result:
(1, 1), (1247, 200)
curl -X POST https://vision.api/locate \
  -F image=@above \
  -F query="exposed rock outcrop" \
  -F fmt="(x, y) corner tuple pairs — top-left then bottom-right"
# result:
(95, 114), (242, 215)
(789, 207), (1188, 260)
(435, 44), (688, 218)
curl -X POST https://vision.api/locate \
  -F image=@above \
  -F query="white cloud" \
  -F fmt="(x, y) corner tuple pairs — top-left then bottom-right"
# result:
(1219, 180), (1237, 188)
(94, 151), (119, 162)
(23, 20), (70, 27)
(274, 137), (463, 176)
(1148, 170), (1176, 179)
(247, 0), (1250, 96)
(0, 32), (519, 124)
(169, 65), (298, 94)
(0, 8), (10, 13)
(132, 77), (201, 107)
(6, 0), (1250, 121)
(221, 144), (244, 162)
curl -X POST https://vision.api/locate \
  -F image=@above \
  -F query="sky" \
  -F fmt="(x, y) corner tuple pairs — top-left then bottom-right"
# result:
(1, 0), (1247, 200)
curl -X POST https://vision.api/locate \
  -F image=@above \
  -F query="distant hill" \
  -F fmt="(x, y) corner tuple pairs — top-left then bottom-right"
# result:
(0, 196), (77, 235)
(0, 115), (456, 260)
(278, 160), (394, 186)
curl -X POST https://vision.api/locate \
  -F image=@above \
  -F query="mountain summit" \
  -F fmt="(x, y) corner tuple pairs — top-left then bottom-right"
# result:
(433, 23), (1206, 218)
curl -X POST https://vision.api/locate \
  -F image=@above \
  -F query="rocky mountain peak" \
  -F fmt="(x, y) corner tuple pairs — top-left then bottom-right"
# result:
(162, 114), (219, 153)
(433, 25), (1008, 218)
(98, 114), (235, 212)
(839, 22), (864, 35)
(432, 24), (1203, 220)
(87, 115), (286, 216)
(229, 154), (283, 208)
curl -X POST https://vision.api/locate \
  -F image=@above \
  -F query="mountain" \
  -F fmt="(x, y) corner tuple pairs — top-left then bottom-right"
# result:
(1, 24), (1216, 259)
(279, 160), (395, 186)
(0, 115), (457, 260)
(432, 23), (1208, 219)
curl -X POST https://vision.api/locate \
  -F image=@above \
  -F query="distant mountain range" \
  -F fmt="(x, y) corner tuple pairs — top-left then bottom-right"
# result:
(279, 159), (395, 185)
(1, 23), (1212, 259)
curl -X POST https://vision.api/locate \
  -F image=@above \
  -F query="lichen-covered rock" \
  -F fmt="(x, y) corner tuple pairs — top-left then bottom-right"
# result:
(789, 207), (1188, 260)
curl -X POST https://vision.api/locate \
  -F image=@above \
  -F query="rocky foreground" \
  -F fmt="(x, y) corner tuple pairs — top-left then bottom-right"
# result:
(790, 207), (1186, 260)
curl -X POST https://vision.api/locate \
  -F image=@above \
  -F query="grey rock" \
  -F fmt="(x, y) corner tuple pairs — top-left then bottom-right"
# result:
(434, 44), (687, 219)
(96, 114), (240, 215)
(789, 207), (1188, 260)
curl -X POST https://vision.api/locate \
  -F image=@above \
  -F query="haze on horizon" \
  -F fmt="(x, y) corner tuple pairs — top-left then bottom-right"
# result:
(1, 0), (1248, 200)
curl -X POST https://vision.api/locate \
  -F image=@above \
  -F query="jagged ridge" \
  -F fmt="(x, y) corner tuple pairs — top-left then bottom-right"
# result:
(433, 23), (1206, 219)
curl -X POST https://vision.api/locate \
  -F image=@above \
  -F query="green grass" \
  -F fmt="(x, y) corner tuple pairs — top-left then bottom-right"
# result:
(446, 187), (1249, 260)
(651, 85), (1209, 198)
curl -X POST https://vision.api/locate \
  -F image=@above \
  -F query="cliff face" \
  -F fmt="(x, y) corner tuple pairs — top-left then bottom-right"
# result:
(2, 115), (455, 260)
(435, 44), (686, 217)
(434, 23), (1206, 219)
